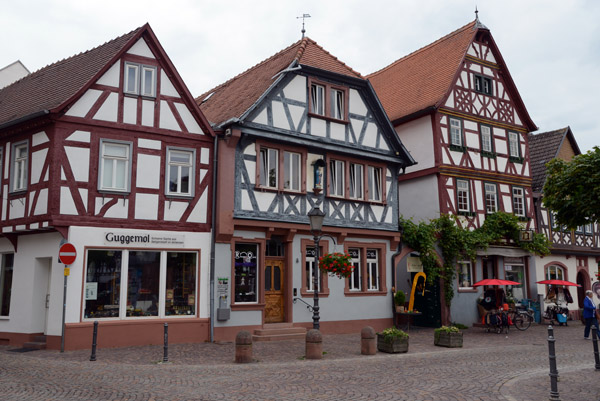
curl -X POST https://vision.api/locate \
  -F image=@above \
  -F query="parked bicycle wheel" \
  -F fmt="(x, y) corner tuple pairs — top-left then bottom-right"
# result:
(513, 313), (531, 330)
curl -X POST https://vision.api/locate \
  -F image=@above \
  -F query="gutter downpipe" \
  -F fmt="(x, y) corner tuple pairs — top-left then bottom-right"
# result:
(209, 132), (219, 342)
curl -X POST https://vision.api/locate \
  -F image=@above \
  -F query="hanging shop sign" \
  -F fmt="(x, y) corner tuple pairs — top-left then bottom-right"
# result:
(407, 256), (423, 272)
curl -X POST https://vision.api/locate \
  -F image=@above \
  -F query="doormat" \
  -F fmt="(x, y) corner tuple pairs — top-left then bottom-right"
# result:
(8, 348), (39, 353)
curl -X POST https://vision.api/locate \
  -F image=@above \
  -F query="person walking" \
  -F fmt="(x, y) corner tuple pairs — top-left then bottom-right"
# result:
(583, 290), (599, 339)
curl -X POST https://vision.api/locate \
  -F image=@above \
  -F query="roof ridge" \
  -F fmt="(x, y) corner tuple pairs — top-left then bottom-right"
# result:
(368, 20), (477, 77)
(1, 26), (144, 93)
(197, 39), (303, 101)
(299, 37), (363, 78)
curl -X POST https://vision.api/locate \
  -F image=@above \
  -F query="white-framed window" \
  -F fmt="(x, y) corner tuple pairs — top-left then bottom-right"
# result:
(348, 248), (361, 291)
(283, 151), (301, 191)
(480, 125), (493, 153)
(99, 140), (131, 192)
(311, 84), (325, 116)
(449, 118), (463, 147)
(584, 223), (593, 235)
(124, 62), (157, 98)
(546, 265), (565, 281)
(0, 253), (14, 316)
(259, 148), (278, 189)
(457, 179), (470, 213)
(11, 141), (28, 192)
(458, 260), (473, 289)
(305, 247), (321, 293)
(166, 148), (194, 197)
(349, 163), (363, 199)
(368, 166), (382, 202)
(84, 249), (198, 319)
(474, 74), (493, 95)
(329, 159), (345, 197)
(366, 249), (379, 291)
(508, 132), (520, 158)
(512, 187), (525, 217)
(332, 89), (344, 120)
(484, 183), (498, 213)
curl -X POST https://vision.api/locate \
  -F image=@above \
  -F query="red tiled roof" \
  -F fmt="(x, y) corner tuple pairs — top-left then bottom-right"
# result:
(367, 21), (477, 122)
(0, 27), (143, 127)
(197, 37), (362, 127)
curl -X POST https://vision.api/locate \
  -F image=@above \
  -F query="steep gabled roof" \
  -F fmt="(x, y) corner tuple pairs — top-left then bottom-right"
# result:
(367, 20), (536, 131)
(528, 127), (581, 192)
(197, 37), (362, 127)
(0, 27), (142, 127)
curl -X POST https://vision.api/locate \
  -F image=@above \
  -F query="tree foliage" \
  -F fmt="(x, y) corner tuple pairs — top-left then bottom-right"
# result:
(543, 146), (600, 229)
(399, 212), (550, 306)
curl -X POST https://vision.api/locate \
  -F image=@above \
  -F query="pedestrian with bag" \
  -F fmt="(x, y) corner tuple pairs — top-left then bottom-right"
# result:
(583, 290), (599, 339)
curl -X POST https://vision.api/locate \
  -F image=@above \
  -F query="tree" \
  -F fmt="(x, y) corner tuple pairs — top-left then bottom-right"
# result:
(543, 146), (600, 229)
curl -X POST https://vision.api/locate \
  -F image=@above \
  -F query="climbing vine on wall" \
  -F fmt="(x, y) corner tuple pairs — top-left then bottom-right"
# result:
(399, 212), (551, 306)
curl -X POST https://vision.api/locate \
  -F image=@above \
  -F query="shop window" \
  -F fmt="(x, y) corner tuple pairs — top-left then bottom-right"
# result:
(546, 265), (565, 281)
(166, 148), (195, 197)
(512, 186), (525, 217)
(84, 250), (123, 319)
(99, 140), (132, 193)
(165, 252), (197, 316)
(124, 62), (156, 98)
(348, 248), (362, 291)
(234, 243), (258, 303)
(484, 183), (498, 214)
(0, 253), (14, 316)
(457, 260), (473, 290)
(127, 251), (160, 317)
(505, 264), (525, 300)
(456, 179), (471, 214)
(10, 141), (28, 193)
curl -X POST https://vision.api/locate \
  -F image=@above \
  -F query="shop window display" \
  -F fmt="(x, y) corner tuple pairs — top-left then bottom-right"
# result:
(84, 250), (122, 318)
(234, 243), (258, 303)
(165, 252), (197, 316)
(127, 251), (160, 317)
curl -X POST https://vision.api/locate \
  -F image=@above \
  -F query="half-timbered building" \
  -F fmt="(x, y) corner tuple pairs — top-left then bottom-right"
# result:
(198, 37), (415, 341)
(0, 24), (215, 350)
(368, 18), (538, 325)
(529, 127), (600, 319)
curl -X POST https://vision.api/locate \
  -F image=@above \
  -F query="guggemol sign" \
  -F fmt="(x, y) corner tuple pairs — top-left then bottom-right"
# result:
(104, 232), (185, 247)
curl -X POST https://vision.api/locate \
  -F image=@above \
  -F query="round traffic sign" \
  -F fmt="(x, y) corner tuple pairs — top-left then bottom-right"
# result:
(59, 243), (77, 265)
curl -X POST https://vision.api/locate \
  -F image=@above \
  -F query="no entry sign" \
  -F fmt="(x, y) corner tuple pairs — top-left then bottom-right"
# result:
(59, 243), (77, 265)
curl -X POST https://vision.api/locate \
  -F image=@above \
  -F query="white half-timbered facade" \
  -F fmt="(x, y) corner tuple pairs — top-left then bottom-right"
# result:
(199, 38), (414, 341)
(369, 18), (538, 326)
(0, 24), (215, 350)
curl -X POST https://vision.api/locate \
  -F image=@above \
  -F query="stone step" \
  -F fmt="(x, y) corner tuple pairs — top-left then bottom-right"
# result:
(33, 335), (47, 343)
(253, 327), (306, 336)
(252, 332), (307, 342)
(22, 341), (46, 350)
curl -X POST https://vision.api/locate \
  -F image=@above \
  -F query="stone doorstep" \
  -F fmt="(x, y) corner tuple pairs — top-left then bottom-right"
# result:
(21, 341), (46, 350)
(252, 325), (307, 342)
(252, 333), (307, 342)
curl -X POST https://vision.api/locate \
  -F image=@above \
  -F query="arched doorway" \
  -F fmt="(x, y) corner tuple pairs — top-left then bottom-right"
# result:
(576, 270), (589, 309)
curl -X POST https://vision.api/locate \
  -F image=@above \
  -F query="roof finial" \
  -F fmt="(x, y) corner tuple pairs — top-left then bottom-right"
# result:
(297, 13), (311, 38)
(475, 6), (479, 21)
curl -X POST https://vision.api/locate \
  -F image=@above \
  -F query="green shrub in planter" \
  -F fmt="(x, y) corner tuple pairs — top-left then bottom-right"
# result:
(434, 325), (463, 348)
(377, 327), (409, 353)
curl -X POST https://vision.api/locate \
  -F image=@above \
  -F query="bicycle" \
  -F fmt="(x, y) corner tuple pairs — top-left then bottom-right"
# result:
(509, 305), (534, 331)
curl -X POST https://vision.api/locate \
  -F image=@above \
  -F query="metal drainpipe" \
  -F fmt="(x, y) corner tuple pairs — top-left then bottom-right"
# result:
(209, 133), (219, 342)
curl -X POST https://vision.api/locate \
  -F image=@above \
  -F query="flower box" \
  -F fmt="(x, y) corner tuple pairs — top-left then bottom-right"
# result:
(434, 331), (463, 348)
(377, 333), (409, 353)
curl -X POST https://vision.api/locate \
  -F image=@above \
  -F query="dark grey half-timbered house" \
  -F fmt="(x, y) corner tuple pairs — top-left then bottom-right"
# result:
(198, 37), (414, 341)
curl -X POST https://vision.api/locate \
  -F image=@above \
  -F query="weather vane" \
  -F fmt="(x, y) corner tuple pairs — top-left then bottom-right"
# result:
(475, 6), (479, 21)
(297, 13), (311, 38)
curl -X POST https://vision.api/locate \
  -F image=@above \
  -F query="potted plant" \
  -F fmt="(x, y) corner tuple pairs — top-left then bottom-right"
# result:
(394, 290), (406, 313)
(319, 252), (354, 279)
(434, 325), (463, 348)
(377, 327), (409, 353)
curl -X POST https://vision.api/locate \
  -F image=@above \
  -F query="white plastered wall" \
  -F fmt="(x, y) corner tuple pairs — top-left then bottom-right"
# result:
(395, 115), (434, 173)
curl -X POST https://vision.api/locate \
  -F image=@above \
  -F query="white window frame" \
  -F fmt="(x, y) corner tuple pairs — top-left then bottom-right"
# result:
(368, 166), (382, 202)
(584, 223), (593, 235)
(366, 249), (379, 291)
(508, 132), (520, 158)
(259, 148), (279, 189)
(124, 63), (139, 95)
(449, 118), (463, 147)
(332, 88), (344, 120)
(458, 260), (473, 289)
(141, 65), (157, 97)
(512, 186), (525, 217)
(305, 247), (321, 293)
(166, 147), (195, 197)
(124, 62), (156, 98)
(484, 183), (498, 214)
(10, 141), (28, 193)
(349, 248), (361, 291)
(311, 84), (325, 116)
(457, 179), (470, 213)
(99, 140), (132, 193)
(349, 163), (364, 200)
(546, 265), (565, 281)
(480, 125), (493, 153)
(329, 159), (345, 197)
(283, 151), (301, 191)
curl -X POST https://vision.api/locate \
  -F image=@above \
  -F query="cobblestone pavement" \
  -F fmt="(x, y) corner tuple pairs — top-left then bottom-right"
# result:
(0, 322), (598, 400)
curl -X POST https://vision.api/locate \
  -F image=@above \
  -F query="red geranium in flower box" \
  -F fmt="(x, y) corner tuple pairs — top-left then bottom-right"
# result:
(319, 252), (354, 279)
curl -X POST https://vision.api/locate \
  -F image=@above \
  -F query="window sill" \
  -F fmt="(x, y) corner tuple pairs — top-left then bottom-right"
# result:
(0, 316), (9, 320)
(344, 289), (387, 297)
(300, 289), (330, 298)
(458, 211), (476, 217)
(8, 189), (27, 197)
(165, 193), (194, 200)
(449, 145), (466, 153)
(509, 156), (524, 164)
(124, 92), (157, 100)
(481, 151), (496, 158)
(98, 189), (131, 196)
(230, 303), (265, 311)
(255, 186), (305, 195)
(308, 112), (349, 125)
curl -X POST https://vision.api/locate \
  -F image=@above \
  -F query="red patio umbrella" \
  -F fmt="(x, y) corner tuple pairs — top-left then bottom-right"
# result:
(472, 278), (521, 287)
(536, 279), (581, 287)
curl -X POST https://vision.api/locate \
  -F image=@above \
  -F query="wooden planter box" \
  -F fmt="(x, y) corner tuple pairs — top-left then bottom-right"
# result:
(377, 333), (409, 353)
(434, 331), (463, 348)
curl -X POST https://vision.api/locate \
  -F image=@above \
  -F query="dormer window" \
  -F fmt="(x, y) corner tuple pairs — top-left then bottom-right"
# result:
(124, 62), (157, 98)
(474, 74), (493, 95)
(308, 78), (347, 121)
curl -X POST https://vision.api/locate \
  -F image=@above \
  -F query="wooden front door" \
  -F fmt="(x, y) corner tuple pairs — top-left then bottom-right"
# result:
(264, 259), (284, 323)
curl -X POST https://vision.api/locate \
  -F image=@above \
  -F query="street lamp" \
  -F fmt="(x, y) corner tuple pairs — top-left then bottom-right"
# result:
(307, 206), (326, 330)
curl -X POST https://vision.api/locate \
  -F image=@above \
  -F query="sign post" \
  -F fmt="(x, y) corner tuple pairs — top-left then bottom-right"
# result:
(58, 243), (77, 353)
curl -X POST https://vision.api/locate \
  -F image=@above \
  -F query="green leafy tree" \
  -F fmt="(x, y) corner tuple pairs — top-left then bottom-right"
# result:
(543, 147), (600, 229)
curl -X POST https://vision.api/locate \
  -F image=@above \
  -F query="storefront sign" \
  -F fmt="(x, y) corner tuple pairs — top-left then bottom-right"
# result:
(407, 256), (423, 272)
(519, 229), (533, 242)
(104, 232), (185, 247)
(217, 277), (229, 298)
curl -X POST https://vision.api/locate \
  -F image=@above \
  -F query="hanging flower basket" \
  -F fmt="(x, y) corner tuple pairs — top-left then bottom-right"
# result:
(319, 252), (354, 279)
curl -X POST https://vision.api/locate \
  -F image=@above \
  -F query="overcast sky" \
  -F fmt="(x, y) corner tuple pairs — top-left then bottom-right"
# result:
(2, 0), (598, 151)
